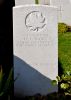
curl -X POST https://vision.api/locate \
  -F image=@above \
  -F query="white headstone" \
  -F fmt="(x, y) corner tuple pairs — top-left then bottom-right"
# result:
(13, 5), (58, 96)
(61, 4), (71, 25)
(51, 0), (71, 25)
(15, 0), (50, 6)
(50, 0), (70, 6)
(15, 0), (35, 5)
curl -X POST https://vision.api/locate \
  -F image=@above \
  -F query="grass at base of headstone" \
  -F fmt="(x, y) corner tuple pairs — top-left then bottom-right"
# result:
(59, 32), (71, 74)
(14, 92), (71, 100)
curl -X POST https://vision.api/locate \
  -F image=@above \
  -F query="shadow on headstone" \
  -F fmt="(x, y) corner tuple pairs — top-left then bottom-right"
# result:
(14, 56), (58, 97)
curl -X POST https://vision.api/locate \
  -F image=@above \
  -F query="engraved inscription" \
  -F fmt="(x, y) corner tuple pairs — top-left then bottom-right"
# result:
(25, 11), (46, 32)
(16, 33), (56, 48)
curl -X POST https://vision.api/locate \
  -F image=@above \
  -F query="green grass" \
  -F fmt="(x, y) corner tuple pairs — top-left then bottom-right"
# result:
(35, 0), (39, 4)
(59, 32), (71, 74)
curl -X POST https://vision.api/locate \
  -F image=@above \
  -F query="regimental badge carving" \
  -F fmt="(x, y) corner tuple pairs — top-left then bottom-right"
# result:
(25, 11), (46, 32)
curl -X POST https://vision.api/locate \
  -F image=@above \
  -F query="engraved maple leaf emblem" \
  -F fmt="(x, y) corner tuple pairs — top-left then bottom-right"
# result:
(25, 11), (46, 32)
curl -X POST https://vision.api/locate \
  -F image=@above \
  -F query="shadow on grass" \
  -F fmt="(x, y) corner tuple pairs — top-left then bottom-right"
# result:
(58, 58), (64, 76)
(58, 58), (64, 93)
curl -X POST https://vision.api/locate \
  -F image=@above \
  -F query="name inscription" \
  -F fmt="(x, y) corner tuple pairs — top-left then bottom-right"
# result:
(16, 33), (55, 47)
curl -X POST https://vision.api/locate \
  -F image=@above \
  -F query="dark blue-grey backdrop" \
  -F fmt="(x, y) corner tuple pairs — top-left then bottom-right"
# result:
(0, 0), (14, 75)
